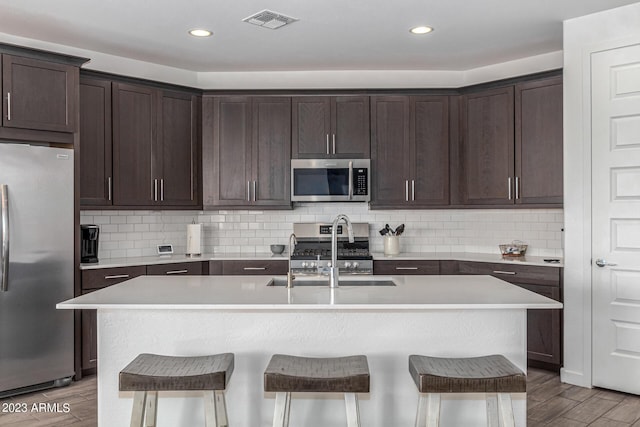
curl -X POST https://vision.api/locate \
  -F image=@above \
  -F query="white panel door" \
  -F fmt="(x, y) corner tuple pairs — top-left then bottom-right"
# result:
(592, 43), (640, 394)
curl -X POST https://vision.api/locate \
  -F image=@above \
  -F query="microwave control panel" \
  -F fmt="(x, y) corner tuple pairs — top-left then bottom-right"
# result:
(353, 168), (368, 196)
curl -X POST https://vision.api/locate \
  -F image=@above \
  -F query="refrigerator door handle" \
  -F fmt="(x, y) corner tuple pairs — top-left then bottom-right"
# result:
(1, 184), (9, 292)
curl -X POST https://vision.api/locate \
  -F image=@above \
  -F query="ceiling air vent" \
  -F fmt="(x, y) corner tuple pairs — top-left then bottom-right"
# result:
(242, 9), (298, 29)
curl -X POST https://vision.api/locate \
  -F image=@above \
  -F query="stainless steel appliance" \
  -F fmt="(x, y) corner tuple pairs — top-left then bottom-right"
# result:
(80, 224), (99, 263)
(289, 222), (372, 275)
(291, 159), (370, 202)
(0, 143), (74, 397)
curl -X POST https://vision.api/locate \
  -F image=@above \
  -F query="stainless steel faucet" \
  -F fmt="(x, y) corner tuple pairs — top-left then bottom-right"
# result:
(329, 214), (354, 288)
(287, 233), (297, 288)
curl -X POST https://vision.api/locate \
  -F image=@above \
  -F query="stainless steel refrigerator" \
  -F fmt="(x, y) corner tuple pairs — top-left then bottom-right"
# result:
(0, 143), (74, 397)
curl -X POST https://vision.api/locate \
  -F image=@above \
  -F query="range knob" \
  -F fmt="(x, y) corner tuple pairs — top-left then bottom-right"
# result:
(352, 262), (359, 269)
(344, 262), (352, 268)
(327, 262), (332, 268)
(301, 262), (308, 268)
(309, 262), (316, 269)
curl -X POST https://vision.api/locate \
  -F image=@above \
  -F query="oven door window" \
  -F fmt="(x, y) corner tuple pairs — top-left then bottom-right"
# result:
(293, 168), (350, 196)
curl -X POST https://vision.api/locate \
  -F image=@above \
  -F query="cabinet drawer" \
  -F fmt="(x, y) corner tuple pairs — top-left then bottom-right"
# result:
(373, 260), (439, 275)
(81, 265), (146, 291)
(458, 261), (560, 287)
(147, 262), (203, 276)
(222, 260), (288, 275)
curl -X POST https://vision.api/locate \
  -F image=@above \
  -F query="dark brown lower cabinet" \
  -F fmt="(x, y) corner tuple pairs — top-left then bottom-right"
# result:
(146, 261), (204, 275)
(373, 260), (439, 275)
(219, 260), (288, 275)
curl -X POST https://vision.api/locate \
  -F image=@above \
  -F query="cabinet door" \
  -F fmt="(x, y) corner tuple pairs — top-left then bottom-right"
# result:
(81, 305), (97, 371)
(2, 54), (77, 132)
(515, 77), (563, 205)
(292, 96), (331, 158)
(203, 97), (252, 207)
(112, 83), (156, 206)
(252, 97), (292, 207)
(370, 96), (411, 207)
(461, 87), (514, 205)
(516, 283), (562, 366)
(411, 96), (450, 206)
(332, 96), (370, 158)
(80, 77), (112, 206)
(156, 90), (199, 206)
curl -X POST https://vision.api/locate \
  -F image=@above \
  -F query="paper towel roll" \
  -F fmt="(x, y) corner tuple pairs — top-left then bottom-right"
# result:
(186, 223), (202, 256)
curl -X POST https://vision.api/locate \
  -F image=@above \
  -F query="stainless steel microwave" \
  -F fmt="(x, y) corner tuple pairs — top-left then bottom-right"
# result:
(291, 159), (370, 202)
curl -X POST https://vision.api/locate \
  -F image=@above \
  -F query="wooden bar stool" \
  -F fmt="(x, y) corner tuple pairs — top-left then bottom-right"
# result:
(408, 354), (526, 427)
(119, 353), (234, 427)
(264, 354), (370, 427)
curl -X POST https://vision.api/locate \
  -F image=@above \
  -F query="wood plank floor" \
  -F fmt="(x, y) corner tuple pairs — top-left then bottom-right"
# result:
(1, 369), (639, 426)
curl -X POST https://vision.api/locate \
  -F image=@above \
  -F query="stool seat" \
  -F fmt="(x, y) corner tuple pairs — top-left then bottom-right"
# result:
(264, 354), (370, 393)
(119, 353), (234, 392)
(409, 354), (526, 393)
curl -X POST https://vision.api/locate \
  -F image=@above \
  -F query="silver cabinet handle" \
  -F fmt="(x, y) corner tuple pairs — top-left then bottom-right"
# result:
(508, 177), (512, 200)
(6, 92), (11, 121)
(154, 179), (158, 202)
(411, 180), (415, 201)
(492, 270), (516, 275)
(405, 180), (409, 202)
(253, 181), (256, 202)
(166, 269), (188, 275)
(104, 274), (130, 280)
(243, 267), (266, 271)
(515, 177), (520, 200)
(396, 267), (418, 270)
(1, 184), (9, 292)
(160, 179), (164, 201)
(107, 177), (112, 202)
(247, 181), (251, 202)
(332, 134), (336, 154)
(595, 259), (618, 268)
(326, 134), (330, 154)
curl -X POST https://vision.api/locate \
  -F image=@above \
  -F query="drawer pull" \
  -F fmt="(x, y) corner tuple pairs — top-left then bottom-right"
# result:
(492, 270), (516, 275)
(166, 270), (188, 275)
(104, 274), (130, 280)
(396, 267), (419, 270)
(243, 267), (266, 271)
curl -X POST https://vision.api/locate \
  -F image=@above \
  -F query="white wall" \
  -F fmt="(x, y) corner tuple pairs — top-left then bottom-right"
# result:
(563, 2), (640, 388)
(81, 205), (563, 259)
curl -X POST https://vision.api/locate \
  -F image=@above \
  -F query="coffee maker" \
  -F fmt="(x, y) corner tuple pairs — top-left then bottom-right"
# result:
(81, 225), (99, 263)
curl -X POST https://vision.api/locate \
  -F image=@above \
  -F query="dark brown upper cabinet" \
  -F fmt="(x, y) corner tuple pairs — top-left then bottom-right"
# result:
(2, 54), (78, 135)
(370, 95), (450, 209)
(80, 76), (112, 206)
(515, 76), (563, 205)
(460, 86), (515, 205)
(292, 96), (370, 158)
(203, 96), (291, 209)
(110, 82), (199, 208)
(459, 75), (563, 207)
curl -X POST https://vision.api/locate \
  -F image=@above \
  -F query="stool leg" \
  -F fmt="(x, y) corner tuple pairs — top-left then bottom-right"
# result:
(426, 393), (440, 427)
(273, 392), (291, 427)
(415, 394), (428, 427)
(145, 391), (158, 427)
(344, 393), (361, 427)
(486, 393), (499, 427)
(130, 391), (147, 427)
(214, 391), (228, 427)
(497, 393), (515, 427)
(204, 390), (219, 427)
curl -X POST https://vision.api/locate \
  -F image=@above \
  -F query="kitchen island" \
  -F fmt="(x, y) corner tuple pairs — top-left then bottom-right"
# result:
(58, 275), (561, 427)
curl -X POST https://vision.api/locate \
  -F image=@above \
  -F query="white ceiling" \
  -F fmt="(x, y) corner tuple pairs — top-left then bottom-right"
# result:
(0, 0), (636, 73)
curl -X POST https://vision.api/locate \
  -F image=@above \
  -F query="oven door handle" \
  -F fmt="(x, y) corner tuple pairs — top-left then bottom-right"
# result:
(348, 161), (353, 200)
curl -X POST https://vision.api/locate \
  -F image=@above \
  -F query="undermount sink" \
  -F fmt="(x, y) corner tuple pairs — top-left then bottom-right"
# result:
(267, 277), (396, 287)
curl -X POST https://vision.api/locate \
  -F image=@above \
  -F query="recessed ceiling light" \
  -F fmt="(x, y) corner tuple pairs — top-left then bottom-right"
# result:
(189, 29), (212, 37)
(410, 26), (433, 35)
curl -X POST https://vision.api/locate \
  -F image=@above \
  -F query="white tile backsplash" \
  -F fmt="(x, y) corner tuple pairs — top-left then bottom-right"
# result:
(81, 203), (564, 259)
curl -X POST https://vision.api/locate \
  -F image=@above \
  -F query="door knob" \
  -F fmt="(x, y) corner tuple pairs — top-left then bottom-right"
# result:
(595, 258), (618, 267)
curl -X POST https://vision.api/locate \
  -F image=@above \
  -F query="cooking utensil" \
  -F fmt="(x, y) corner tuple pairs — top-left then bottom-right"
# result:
(394, 224), (405, 236)
(385, 224), (393, 235)
(379, 227), (389, 236)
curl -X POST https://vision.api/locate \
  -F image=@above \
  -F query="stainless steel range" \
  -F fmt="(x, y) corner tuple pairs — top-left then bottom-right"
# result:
(290, 222), (372, 275)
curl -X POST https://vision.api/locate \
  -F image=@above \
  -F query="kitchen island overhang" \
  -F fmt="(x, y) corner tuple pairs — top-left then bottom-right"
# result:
(58, 275), (562, 427)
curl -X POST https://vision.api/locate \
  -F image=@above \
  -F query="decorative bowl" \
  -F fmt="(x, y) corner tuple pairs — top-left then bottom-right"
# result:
(270, 244), (285, 255)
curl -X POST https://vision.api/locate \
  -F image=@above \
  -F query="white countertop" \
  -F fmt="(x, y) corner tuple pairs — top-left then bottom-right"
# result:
(57, 274), (562, 310)
(80, 251), (562, 270)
